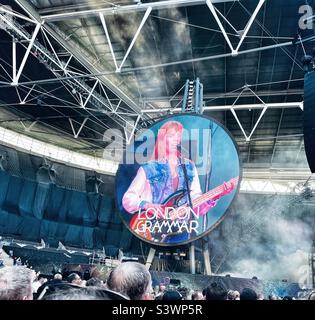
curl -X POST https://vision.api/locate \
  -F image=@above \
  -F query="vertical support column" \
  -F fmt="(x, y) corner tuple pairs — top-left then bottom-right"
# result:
(199, 83), (204, 114)
(189, 243), (195, 274)
(145, 247), (156, 270)
(202, 239), (212, 275)
(12, 38), (16, 81)
(195, 77), (200, 113)
(181, 79), (190, 112)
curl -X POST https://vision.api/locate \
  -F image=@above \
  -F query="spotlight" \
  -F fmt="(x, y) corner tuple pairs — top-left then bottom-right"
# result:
(36, 163), (56, 184)
(302, 186), (313, 199)
(0, 154), (7, 171)
(86, 173), (103, 193)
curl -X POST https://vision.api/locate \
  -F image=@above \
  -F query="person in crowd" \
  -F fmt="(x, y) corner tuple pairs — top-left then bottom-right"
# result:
(154, 283), (167, 300)
(42, 287), (129, 300)
(0, 266), (35, 300)
(240, 288), (258, 300)
(227, 290), (240, 300)
(86, 277), (103, 287)
(54, 273), (63, 281)
(32, 276), (47, 294)
(36, 272), (77, 300)
(162, 290), (183, 300)
(308, 291), (315, 300)
(107, 262), (153, 300)
(202, 288), (207, 299)
(205, 282), (227, 300)
(257, 293), (264, 300)
(67, 273), (82, 286)
(191, 290), (204, 300)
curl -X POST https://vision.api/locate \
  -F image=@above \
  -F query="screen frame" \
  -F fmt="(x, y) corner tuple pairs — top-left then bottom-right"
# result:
(115, 113), (243, 247)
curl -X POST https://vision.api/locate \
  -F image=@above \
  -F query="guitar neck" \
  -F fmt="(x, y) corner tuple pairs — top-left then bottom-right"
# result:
(192, 177), (239, 208)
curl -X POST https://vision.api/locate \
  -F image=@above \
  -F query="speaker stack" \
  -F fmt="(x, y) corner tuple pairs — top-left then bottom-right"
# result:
(303, 69), (315, 173)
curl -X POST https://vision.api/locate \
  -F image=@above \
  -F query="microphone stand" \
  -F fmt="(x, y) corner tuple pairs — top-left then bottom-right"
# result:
(178, 145), (194, 240)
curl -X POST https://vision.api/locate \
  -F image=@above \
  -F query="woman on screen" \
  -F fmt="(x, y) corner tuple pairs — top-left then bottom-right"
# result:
(122, 120), (235, 243)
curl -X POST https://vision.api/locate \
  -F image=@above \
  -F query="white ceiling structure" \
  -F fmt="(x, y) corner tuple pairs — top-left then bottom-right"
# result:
(0, 0), (314, 193)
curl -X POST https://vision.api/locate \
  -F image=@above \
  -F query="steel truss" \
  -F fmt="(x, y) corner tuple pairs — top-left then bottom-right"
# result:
(0, 0), (305, 146)
(142, 83), (303, 142)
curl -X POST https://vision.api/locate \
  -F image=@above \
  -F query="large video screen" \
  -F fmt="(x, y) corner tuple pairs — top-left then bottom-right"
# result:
(116, 114), (241, 246)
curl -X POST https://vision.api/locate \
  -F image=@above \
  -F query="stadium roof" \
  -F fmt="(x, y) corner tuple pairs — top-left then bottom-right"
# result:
(0, 0), (314, 181)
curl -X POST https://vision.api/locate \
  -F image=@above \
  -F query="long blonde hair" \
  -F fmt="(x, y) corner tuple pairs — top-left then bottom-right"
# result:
(151, 121), (183, 161)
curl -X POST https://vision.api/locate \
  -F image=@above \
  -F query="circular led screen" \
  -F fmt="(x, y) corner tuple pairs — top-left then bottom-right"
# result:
(116, 114), (241, 246)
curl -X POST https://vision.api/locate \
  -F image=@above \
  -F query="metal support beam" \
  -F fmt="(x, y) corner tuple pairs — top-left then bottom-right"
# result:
(230, 107), (249, 141)
(235, 0), (265, 52)
(14, 0), (144, 117)
(99, 13), (118, 71)
(0, 13), (131, 132)
(142, 102), (303, 113)
(12, 22), (41, 85)
(0, 41), (295, 88)
(206, 0), (235, 54)
(247, 104), (268, 141)
(63, 54), (73, 71)
(126, 114), (141, 145)
(202, 239), (212, 275)
(100, 83), (114, 111)
(69, 117), (88, 139)
(41, 28), (62, 67)
(189, 243), (196, 274)
(145, 247), (156, 270)
(143, 101), (302, 142)
(143, 88), (304, 104)
(206, 0), (265, 55)
(20, 120), (37, 132)
(82, 80), (98, 108)
(12, 39), (16, 80)
(20, 84), (36, 105)
(0, 5), (36, 24)
(41, 0), (240, 22)
(117, 6), (152, 72)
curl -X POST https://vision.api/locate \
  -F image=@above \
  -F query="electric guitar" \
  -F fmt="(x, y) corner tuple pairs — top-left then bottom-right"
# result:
(129, 176), (239, 242)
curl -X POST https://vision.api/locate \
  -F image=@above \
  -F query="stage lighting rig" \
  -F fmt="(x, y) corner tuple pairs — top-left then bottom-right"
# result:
(86, 172), (104, 194)
(0, 154), (8, 171)
(302, 54), (314, 73)
(36, 162), (56, 184)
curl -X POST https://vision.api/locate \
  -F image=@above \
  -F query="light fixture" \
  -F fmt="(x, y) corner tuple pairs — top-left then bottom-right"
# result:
(302, 55), (314, 73)
(36, 163), (56, 184)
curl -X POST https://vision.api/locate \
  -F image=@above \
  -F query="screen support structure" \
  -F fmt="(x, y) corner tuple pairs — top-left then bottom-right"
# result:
(182, 78), (212, 275)
(144, 79), (212, 275)
(145, 247), (156, 270)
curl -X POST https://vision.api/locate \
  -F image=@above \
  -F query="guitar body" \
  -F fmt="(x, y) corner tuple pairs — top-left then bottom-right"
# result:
(129, 190), (187, 242)
(128, 176), (239, 243)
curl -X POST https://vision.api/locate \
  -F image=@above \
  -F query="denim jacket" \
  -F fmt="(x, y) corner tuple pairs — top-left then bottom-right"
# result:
(141, 159), (195, 206)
